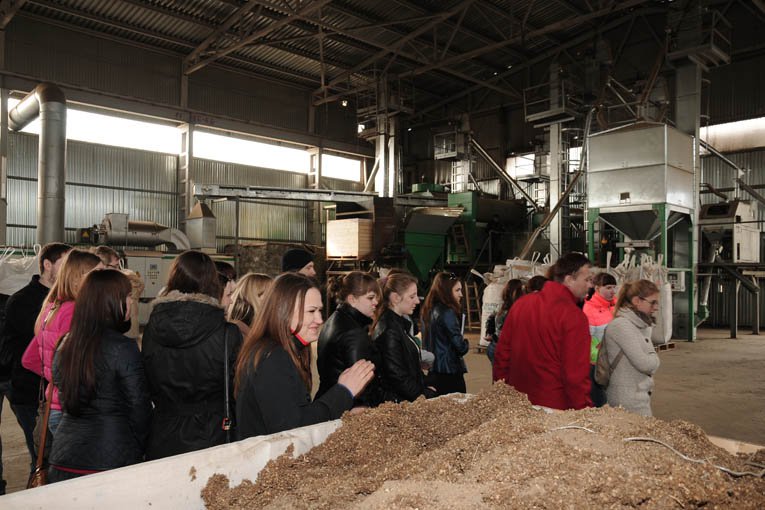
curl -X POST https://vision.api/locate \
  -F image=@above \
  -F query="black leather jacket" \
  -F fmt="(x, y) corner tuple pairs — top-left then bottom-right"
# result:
(51, 328), (152, 471)
(372, 308), (437, 403)
(424, 303), (469, 374)
(316, 303), (382, 406)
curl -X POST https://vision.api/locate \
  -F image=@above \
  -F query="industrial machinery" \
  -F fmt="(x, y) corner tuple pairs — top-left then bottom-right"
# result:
(403, 206), (463, 282)
(699, 200), (759, 263)
(77, 213), (191, 251)
(446, 191), (527, 266)
(586, 122), (695, 340)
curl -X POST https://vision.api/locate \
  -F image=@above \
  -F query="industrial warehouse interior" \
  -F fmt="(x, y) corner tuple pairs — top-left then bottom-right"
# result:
(0, 0), (764, 507)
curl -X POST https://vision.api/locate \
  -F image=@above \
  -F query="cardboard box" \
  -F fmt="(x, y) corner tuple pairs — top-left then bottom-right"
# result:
(326, 219), (374, 259)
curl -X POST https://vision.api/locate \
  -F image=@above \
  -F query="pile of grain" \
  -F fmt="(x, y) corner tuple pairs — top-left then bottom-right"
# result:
(203, 384), (765, 509)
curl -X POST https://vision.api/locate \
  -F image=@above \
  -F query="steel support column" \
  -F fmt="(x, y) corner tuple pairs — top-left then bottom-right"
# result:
(674, 62), (702, 341)
(178, 123), (194, 230)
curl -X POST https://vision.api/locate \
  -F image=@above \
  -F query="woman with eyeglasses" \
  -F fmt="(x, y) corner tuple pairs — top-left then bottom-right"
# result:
(373, 271), (437, 403)
(421, 272), (470, 395)
(602, 279), (661, 416)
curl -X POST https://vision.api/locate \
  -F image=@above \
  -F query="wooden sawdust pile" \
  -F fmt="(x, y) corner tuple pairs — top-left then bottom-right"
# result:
(202, 384), (765, 509)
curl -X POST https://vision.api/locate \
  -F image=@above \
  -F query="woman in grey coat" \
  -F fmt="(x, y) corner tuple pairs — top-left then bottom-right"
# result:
(603, 279), (661, 416)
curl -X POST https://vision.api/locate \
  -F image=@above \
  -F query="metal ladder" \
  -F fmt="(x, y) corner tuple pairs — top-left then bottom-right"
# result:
(464, 280), (482, 331)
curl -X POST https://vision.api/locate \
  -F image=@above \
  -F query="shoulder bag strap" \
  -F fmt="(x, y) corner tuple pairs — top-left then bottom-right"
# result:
(222, 327), (231, 443)
(34, 383), (54, 472)
(611, 349), (625, 372)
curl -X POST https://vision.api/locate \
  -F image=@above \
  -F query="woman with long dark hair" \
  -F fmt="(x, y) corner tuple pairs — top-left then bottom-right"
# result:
(141, 250), (242, 459)
(22, 249), (102, 436)
(485, 279), (525, 364)
(48, 269), (151, 482)
(373, 271), (437, 403)
(235, 273), (374, 439)
(317, 272), (382, 406)
(421, 272), (470, 395)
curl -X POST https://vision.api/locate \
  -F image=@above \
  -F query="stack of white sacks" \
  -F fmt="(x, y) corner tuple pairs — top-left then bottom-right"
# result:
(478, 251), (672, 347)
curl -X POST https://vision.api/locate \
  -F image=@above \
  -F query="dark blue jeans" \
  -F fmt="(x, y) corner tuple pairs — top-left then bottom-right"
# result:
(589, 365), (607, 407)
(0, 380), (38, 483)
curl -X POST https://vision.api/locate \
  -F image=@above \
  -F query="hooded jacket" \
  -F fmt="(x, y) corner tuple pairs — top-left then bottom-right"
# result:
(51, 328), (152, 471)
(604, 308), (660, 417)
(372, 308), (437, 403)
(316, 303), (382, 406)
(423, 303), (469, 375)
(493, 281), (592, 410)
(141, 291), (242, 460)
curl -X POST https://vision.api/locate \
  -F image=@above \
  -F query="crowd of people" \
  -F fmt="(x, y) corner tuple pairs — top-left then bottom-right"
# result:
(489, 252), (661, 416)
(0, 245), (473, 490)
(0, 243), (662, 492)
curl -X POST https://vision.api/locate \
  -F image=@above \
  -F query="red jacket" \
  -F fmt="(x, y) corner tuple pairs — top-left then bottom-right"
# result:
(493, 281), (592, 410)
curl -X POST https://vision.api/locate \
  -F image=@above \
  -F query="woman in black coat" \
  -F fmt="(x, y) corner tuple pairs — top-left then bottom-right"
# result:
(421, 272), (470, 395)
(49, 269), (152, 482)
(141, 251), (242, 460)
(372, 271), (437, 403)
(316, 272), (382, 406)
(235, 273), (374, 439)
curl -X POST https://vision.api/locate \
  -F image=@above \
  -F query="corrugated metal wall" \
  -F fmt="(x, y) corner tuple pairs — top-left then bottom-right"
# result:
(7, 17), (181, 106)
(6, 132), (178, 246)
(191, 159), (309, 251)
(707, 54), (765, 125)
(701, 149), (765, 327)
(189, 67), (309, 132)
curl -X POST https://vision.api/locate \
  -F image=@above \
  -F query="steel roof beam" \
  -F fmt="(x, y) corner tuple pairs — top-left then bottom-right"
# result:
(403, 0), (651, 79)
(184, 0), (261, 73)
(414, 8), (648, 119)
(24, 1), (323, 85)
(186, 0), (332, 75)
(0, 0), (26, 29)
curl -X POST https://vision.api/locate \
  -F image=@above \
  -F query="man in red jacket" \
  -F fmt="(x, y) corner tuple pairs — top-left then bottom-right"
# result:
(493, 253), (593, 410)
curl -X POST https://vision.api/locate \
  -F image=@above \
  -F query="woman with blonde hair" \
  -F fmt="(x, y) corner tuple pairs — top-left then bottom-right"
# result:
(373, 271), (437, 403)
(603, 279), (661, 416)
(235, 273), (374, 439)
(227, 273), (273, 335)
(22, 249), (102, 435)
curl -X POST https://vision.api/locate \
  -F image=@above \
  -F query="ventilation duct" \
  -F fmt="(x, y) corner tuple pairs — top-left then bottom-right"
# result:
(8, 83), (67, 244)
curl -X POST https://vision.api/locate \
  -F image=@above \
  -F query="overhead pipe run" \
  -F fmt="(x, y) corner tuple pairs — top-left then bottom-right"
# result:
(8, 83), (67, 244)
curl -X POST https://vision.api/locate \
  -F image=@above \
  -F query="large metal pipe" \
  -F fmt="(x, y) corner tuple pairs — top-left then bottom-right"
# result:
(8, 83), (67, 244)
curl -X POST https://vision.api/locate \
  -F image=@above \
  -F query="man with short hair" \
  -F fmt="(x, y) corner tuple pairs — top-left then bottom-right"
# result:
(0, 242), (71, 493)
(493, 252), (594, 410)
(281, 248), (317, 279)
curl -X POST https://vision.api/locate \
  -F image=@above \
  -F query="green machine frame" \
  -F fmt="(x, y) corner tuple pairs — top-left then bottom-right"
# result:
(587, 202), (696, 341)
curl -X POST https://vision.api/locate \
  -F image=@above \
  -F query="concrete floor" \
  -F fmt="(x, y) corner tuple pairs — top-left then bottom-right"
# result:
(1, 327), (763, 495)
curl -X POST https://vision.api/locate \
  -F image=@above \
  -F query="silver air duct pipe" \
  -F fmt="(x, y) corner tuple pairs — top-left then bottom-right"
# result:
(9, 83), (67, 244)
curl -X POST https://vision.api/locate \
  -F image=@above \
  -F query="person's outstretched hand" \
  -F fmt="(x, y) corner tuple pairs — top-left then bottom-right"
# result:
(338, 360), (375, 397)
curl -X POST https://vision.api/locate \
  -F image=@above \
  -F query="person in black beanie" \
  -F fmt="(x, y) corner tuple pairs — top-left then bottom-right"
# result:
(281, 248), (316, 278)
